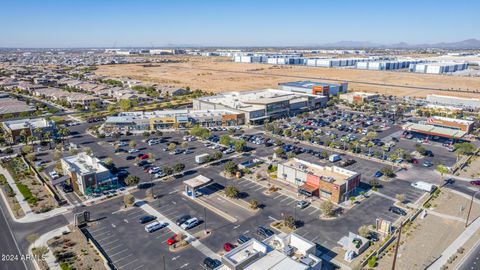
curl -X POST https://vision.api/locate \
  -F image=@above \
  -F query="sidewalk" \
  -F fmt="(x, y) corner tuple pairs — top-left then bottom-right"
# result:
(0, 166), (32, 215)
(30, 225), (70, 270)
(427, 216), (480, 269)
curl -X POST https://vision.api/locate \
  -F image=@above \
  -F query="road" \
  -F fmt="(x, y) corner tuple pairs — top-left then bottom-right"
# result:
(457, 240), (480, 270)
(0, 198), (27, 270)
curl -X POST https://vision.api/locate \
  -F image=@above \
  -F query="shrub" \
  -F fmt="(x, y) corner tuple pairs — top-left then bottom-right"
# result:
(0, 174), (7, 185)
(16, 182), (37, 205)
(368, 256), (377, 267)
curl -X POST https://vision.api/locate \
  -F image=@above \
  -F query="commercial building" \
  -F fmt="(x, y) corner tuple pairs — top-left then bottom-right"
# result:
(426, 94), (480, 109)
(409, 62), (468, 74)
(356, 59), (424, 70)
(277, 158), (361, 204)
(278, 81), (348, 97)
(2, 118), (55, 143)
(193, 89), (327, 124)
(305, 58), (369, 68)
(104, 109), (245, 132)
(402, 116), (474, 139)
(234, 55), (268, 63)
(0, 92), (36, 117)
(267, 57), (305, 65)
(221, 233), (322, 270)
(61, 152), (118, 195)
(339, 92), (379, 104)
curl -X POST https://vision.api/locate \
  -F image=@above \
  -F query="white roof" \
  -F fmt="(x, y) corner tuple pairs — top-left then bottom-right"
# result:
(244, 250), (308, 270)
(3, 118), (52, 131)
(62, 153), (109, 175)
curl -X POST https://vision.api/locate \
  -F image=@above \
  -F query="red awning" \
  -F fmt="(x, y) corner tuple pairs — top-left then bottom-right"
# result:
(299, 183), (318, 193)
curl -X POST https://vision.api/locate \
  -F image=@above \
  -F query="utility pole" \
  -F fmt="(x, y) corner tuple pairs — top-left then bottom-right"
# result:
(391, 222), (404, 270)
(465, 190), (479, 227)
(204, 207), (207, 234)
(163, 255), (166, 270)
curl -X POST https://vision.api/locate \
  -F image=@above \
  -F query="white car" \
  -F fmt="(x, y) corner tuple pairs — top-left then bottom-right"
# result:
(49, 171), (59, 179)
(223, 148), (234, 154)
(148, 167), (161, 174)
(154, 172), (166, 178)
(128, 149), (139, 154)
(180, 217), (199, 230)
(118, 142), (128, 147)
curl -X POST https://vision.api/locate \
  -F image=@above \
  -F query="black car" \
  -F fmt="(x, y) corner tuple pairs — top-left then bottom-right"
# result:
(424, 150), (434, 157)
(138, 215), (157, 224)
(203, 257), (221, 270)
(176, 215), (191, 225)
(256, 226), (274, 238)
(237, 234), (251, 244)
(62, 184), (73, 193)
(126, 155), (135, 160)
(389, 206), (407, 216)
(136, 160), (148, 166)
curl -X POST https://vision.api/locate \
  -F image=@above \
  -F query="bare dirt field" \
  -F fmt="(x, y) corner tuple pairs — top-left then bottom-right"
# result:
(96, 56), (480, 98)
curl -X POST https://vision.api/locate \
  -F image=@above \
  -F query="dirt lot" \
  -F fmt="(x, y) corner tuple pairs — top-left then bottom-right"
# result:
(96, 56), (480, 98)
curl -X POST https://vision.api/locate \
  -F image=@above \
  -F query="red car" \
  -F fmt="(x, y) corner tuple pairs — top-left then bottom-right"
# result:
(167, 235), (178, 245)
(223, 242), (235, 252)
(470, 180), (480, 186)
(139, 154), (149, 160)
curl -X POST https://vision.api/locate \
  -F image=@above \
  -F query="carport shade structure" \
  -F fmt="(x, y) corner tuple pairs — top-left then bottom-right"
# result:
(183, 175), (213, 198)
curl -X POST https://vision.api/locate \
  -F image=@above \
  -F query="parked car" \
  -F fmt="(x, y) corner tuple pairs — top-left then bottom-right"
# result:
(138, 215), (157, 224)
(128, 149), (139, 154)
(422, 161), (433, 167)
(237, 235), (251, 244)
(180, 217), (199, 230)
(176, 215), (191, 225)
(126, 155), (135, 160)
(139, 154), (149, 160)
(374, 171), (383, 178)
(470, 180), (480, 186)
(144, 221), (166, 232)
(296, 200), (310, 209)
(340, 159), (356, 167)
(148, 167), (161, 174)
(256, 226), (274, 238)
(223, 242), (235, 252)
(389, 206), (407, 216)
(423, 150), (434, 157)
(203, 257), (221, 270)
(62, 184), (73, 193)
(154, 172), (166, 178)
(49, 171), (59, 179)
(166, 234), (178, 245)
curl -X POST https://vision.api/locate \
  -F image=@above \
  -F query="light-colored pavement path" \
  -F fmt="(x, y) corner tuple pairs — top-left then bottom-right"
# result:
(0, 166), (32, 215)
(428, 210), (466, 223)
(427, 216), (480, 269)
(30, 225), (71, 270)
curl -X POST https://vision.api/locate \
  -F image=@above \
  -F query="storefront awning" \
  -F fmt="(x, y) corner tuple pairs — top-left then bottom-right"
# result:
(299, 183), (318, 193)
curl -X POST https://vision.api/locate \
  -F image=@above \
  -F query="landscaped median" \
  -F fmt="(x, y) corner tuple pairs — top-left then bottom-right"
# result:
(1, 157), (57, 214)
(0, 172), (25, 218)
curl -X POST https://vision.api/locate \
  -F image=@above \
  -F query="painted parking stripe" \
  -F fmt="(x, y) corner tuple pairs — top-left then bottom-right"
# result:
(287, 200), (296, 206)
(102, 239), (119, 246)
(114, 253), (134, 263)
(129, 213), (146, 221)
(92, 231), (110, 237)
(280, 197), (290, 202)
(109, 249), (129, 258)
(273, 194), (283, 200)
(104, 244), (124, 252)
(127, 209), (143, 216)
(117, 258), (139, 269)
(97, 234), (116, 242)
(309, 209), (319, 215)
(255, 186), (265, 191)
(131, 264), (145, 270)
(89, 226), (107, 233)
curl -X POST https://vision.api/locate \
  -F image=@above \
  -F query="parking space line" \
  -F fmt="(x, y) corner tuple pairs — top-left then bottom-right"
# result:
(97, 234), (116, 242)
(273, 194), (283, 200)
(104, 244), (124, 252)
(117, 258), (139, 269)
(109, 249), (129, 258)
(287, 200), (296, 206)
(115, 253), (134, 262)
(127, 209), (143, 216)
(254, 186), (265, 191)
(88, 226), (107, 233)
(91, 231), (110, 237)
(280, 197), (290, 202)
(129, 213), (145, 221)
(102, 239), (119, 246)
(132, 264), (144, 270)
(308, 209), (319, 215)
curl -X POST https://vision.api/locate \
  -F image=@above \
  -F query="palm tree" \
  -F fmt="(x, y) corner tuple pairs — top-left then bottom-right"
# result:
(58, 128), (71, 145)
(436, 165), (449, 183)
(43, 131), (52, 149)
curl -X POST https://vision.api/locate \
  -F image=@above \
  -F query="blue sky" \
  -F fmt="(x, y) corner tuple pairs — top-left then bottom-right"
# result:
(0, 0), (478, 48)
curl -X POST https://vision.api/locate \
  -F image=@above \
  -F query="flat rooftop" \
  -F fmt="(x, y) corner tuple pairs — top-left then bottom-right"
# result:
(63, 153), (109, 175)
(0, 95), (35, 115)
(279, 81), (343, 88)
(3, 118), (52, 131)
(196, 89), (319, 112)
(283, 158), (357, 185)
(403, 122), (467, 139)
(428, 94), (480, 102)
(430, 116), (474, 126)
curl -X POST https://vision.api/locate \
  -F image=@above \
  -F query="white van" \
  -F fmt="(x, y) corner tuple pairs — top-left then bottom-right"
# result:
(180, 217), (199, 230)
(144, 221), (165, 233)
(329, 154), (341, 163)
(411, 181), (436, 193)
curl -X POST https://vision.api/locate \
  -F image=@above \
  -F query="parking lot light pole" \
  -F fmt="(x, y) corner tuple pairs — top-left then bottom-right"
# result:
(465, 190), (480, 227)
(204, 207), (207, 234)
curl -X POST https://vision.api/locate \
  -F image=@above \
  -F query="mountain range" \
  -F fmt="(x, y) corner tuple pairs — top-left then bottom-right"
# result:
(319, 39), (480, 49)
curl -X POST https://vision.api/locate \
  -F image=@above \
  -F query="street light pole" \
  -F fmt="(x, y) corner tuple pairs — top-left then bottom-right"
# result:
(391, 222), (404, 270)
(465, 190), (480, 227)
(204, 207), (207, 233)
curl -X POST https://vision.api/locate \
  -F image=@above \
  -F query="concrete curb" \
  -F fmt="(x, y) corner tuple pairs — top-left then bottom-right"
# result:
(182, 193), (238, 223)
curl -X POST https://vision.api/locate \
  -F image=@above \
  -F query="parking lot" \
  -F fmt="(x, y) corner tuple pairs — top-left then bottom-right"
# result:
(86, 197), (206, 270)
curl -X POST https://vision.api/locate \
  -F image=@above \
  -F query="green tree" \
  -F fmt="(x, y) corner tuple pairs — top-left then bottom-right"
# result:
(436, 164), (449, 181)
(249, 199), (259, 209)
(119, 99), (132, 111)
(358, 225), (370, 238)
(320, 201), (335, 217)
(125, 175), (140, 186)
(283, 215), (296, 229)
(225, 185), (239, 198)
(224, 161), (238, 175)
(173, 163), (185, 173)
(103, 157), (113, 167)
(162, 166), (174, 175)
(123, 194), (135, 207)
(212, 151), (223, 160)
(234, 139), (246, 152)
(219, 135), (232, 146)
(365, 131), (377, 141)
(380, 167), (394, 177)
(396, 194), (405, 204)
(274, 148), (286, 158)
(167, 143), (177, 152)
(129, 141), (137, 148)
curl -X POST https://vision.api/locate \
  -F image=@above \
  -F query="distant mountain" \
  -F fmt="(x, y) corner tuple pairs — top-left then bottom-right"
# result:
(316, 39), (480, 49)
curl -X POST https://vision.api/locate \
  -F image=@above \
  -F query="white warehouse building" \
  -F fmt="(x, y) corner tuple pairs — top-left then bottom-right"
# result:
(409, 62), (468, 74)
(356, 59), (424, 70)
(426, 94), (480, 109)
